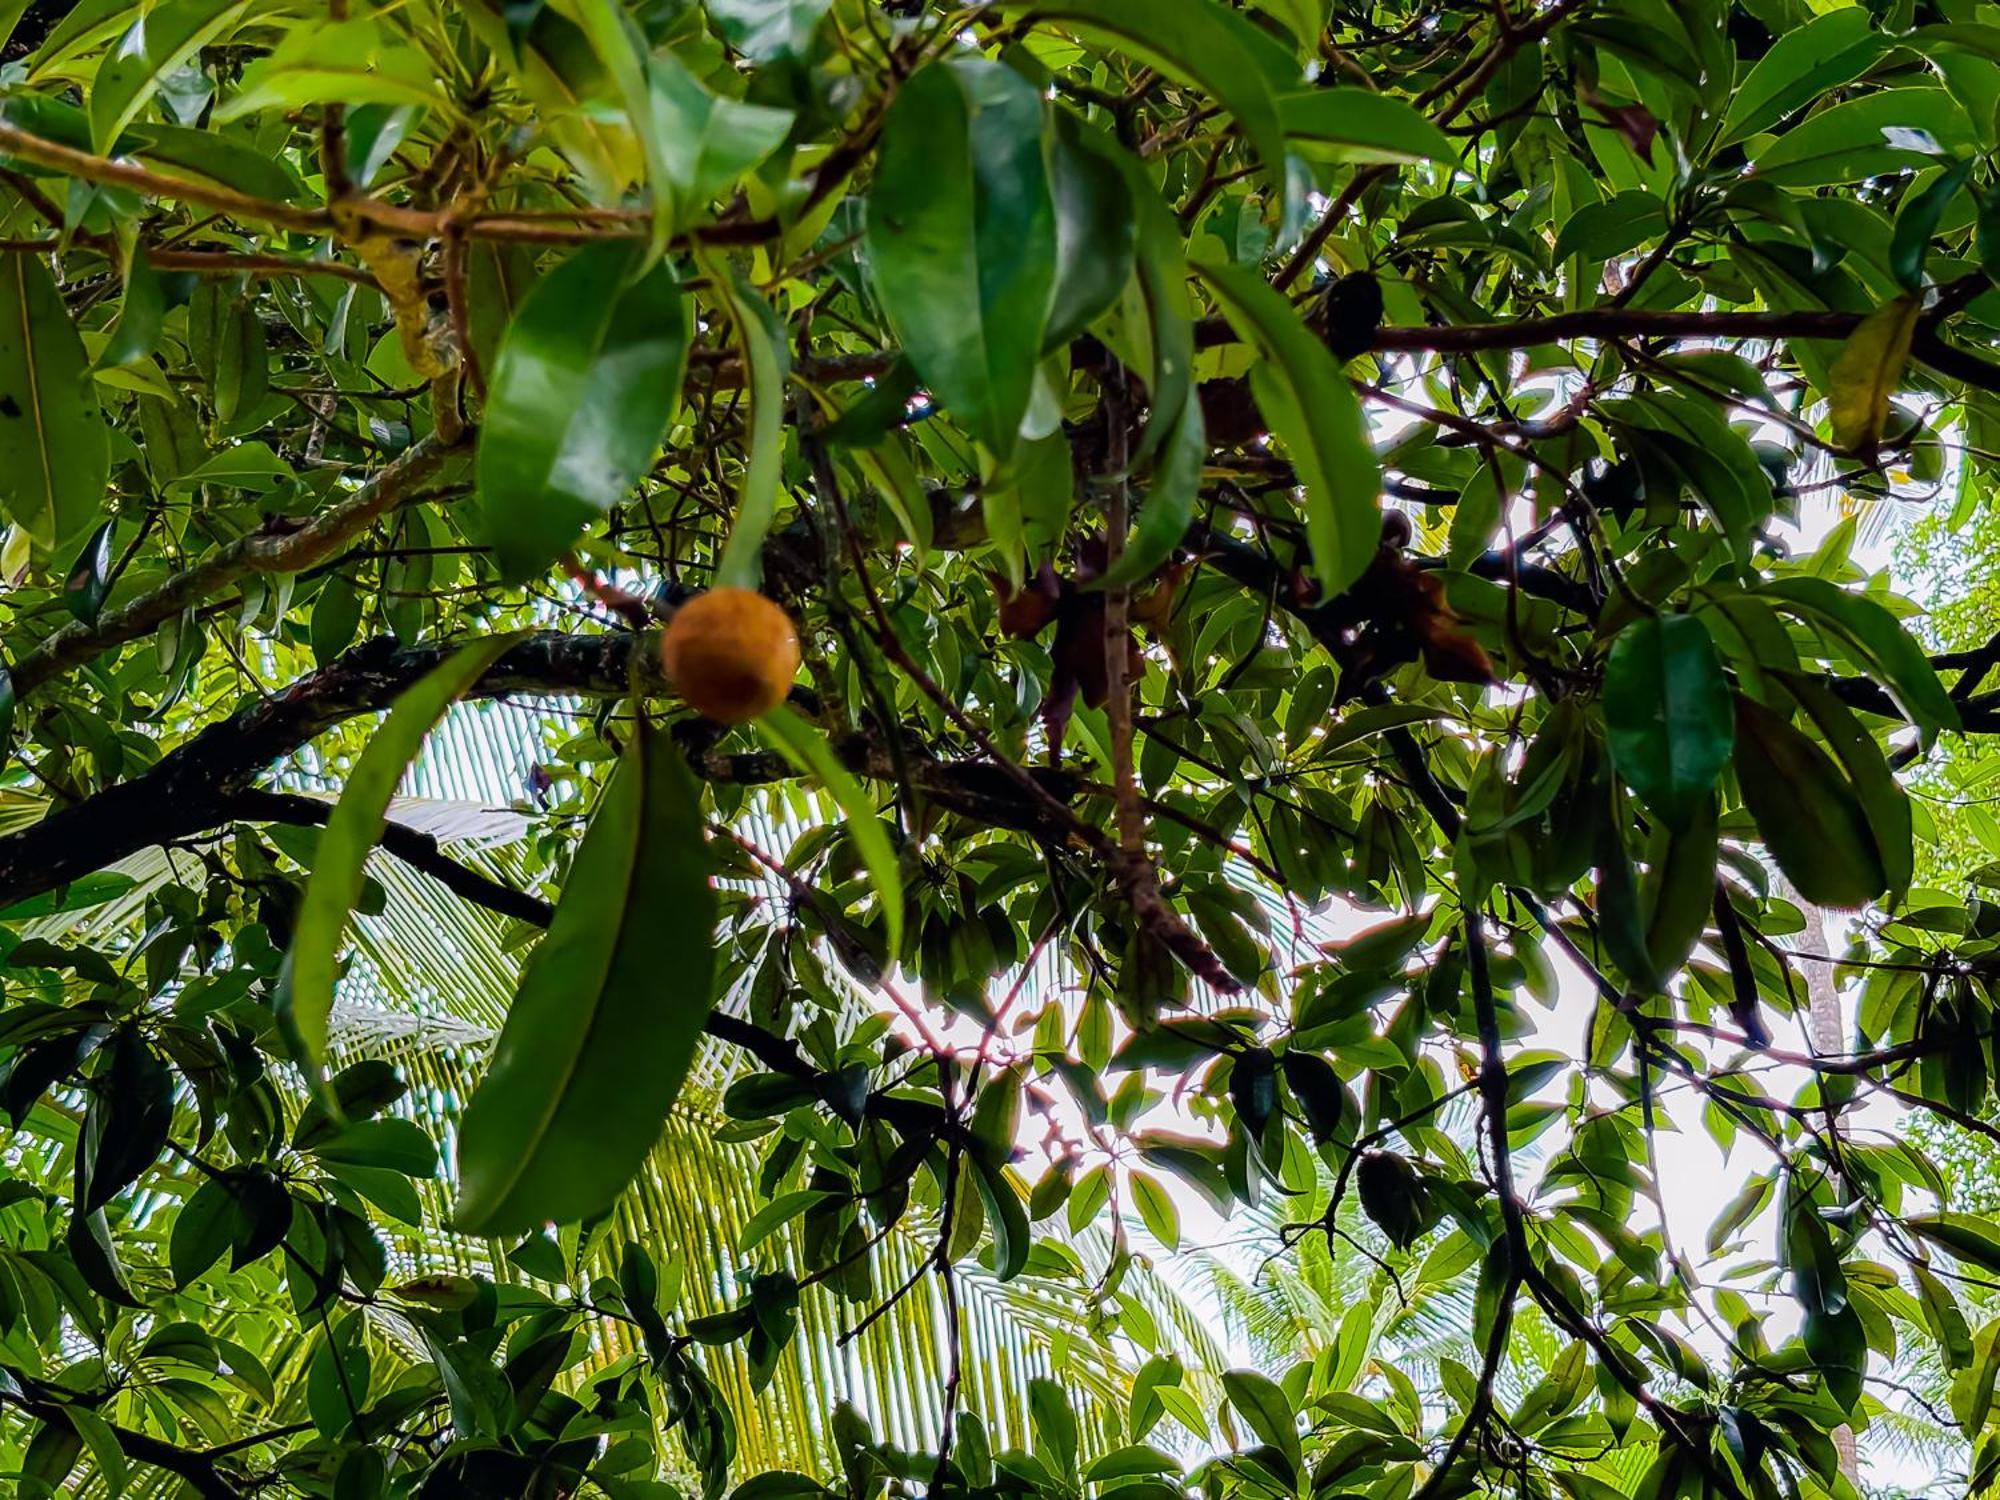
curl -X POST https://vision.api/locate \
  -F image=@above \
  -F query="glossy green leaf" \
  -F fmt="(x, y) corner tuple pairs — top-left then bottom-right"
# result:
(1044, 114), (1135, 353)
(1759, 575), (1959, 744)
(864, 58), (1056, 463)
(453, 726), (718, 1235)
(1715, 9), (1881, 148)
(1890, 158), (1971, 291)
(1020, 0), (1292, 186)
(1193, 255), (1380, 598)
(286, 634), (523, 1076)
(1732, 695), (1885, 910)
(1750, 89), (1973, 187)
(1602, 615), (1733, 832)
(91, 0), (248, 151)
(759, 703), (902, 959)
(708, 267), (792, 592)
(651, 52), (794, 226)
(95, 245), (163, 371)
(1279, 87), (1457, 164)
(0, 251), (109, 548)
(478, 242), (690, 580)
(1094, 385), (1204, 592)
(62, 519), (114, 626)
(1221, 1369), (1300, 1475)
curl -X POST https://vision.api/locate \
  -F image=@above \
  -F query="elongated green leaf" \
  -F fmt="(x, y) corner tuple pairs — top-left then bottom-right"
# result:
(91, 0), (249, 151)
(1759, 574), (1959, 744)
(1193, 255), (1379, 597)
(95, 245), (162, 371)
(1044, 114), (1134, 353)
(1732, 695), (1885, 909)
(1129, 1168), (1179, 1250)
(214, 18), (446, 120)
(1221, 1369), (1300, 1475)
(1908, 1213), (2000, 1274)
(1020, 0), (1292, 187)
(1602, 615), (1733, 832)
(1715, 9), (1881, 148)
(1750, 88), (1973, 187)
(478, 242), (690, 580)
(132, 122), (308, 200)
(62, 519), (114, 625)
(708, 268), (792, 592)
(286, 634), (523, 1076)
(864, 58), (1055, 462)
(967, 1154), (1029, 1280)
(1094, 385), (1204, 592)
(1890, 158), (1971, 291)
(1279, 88), (1457, 164)
(1116, 148), (1195, 466)
(759, 703), (903, 959)
(0, 251), (109, 548)
(651, 51), (794, 227)
(453, 727), (718, 1235)
(1785, 672), (1913, 898)
(569, 0), (670, 256)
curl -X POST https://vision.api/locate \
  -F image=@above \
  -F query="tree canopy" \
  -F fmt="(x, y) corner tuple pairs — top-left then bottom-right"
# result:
(5, 0), (2000, 1495)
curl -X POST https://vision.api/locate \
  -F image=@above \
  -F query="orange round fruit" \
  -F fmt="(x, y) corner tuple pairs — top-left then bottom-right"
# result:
(659, 588), (800, 724)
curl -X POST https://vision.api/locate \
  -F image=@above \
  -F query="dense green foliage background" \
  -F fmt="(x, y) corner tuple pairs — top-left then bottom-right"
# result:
(4, 0), (2000, 1495)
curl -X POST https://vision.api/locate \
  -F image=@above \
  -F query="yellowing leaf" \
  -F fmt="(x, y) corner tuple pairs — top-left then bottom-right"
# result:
(1826, 293), (1919, 453)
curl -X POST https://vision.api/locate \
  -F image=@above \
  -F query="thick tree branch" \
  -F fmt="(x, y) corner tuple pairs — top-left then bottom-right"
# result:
(0, 632), (1081, 910)
(12, 433), (462, 699)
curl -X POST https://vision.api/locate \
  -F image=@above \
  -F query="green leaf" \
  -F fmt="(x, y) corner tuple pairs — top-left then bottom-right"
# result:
(1095, 385), (1203, 593)
(169, 1167), (292, 1284)
(1043, 113), (1135, 353)
(1890, 159), (1971, 292)
(1193, 255), (1380, 598)
(1220, 1368), (1300, 1476)
(563, 0), (671, 256)
(967, 1154), (1029, 1280)
(453, 727), (718, 1235)
(1022, 0), (1292, 188)
(1715, 9), (1881, 148)
(62, 519), (114, 626)
(478, 242), (690, 581)
(650, 52), (794, 227)
(1750, 88), (1973, 187)
(1759, 575), (1959, 745)
(737, 1189), (834, 1257)
(1784, 673), (1914, 899)
(90, 0), (249, 151)
(1732, 695), (1885, 910)
(308, 1117), (438, 1177)
(0, 251), (109, 548)
(66, 1406), (127, 1497)
(1279, 87), (1457, 164)
(132, 123), (308, 200)
(758, 703), (903, 961)
(214, 18), (444, 119)
(706, 267), (792, 593)
(1826, 293), (1920, 454)
(95, 245), (163, 371)
(1129, 1168), (1180, 1250)
(1601, 615), (1733, 832)
(1908, 1213), (2000, 1274)
(706, 0), (829, 62)
(1116, 148), (1195, 466)
(864, 58), (1056, 463)
(286, 634), (522, 1078)
(79, 1031), (172, 1212)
